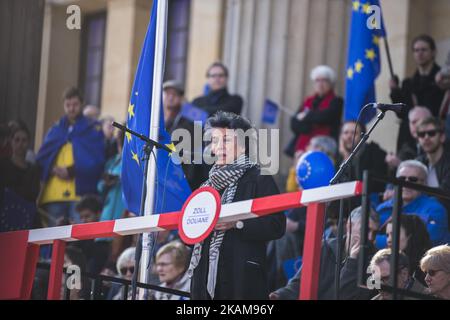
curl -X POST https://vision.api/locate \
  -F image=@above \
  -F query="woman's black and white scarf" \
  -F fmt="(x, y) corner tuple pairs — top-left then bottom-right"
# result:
(187, 154), (257, 299)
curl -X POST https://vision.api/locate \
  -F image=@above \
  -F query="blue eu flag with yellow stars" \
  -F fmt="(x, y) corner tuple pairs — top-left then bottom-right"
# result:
(345, 0), (386, 123)
(121, 0), (191, 215)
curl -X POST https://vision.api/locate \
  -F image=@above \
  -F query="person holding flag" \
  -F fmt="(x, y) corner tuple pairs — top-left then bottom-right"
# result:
(36, 87), (105, 227)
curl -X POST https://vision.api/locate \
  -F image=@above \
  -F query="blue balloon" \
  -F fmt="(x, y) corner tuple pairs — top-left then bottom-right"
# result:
(296, 151), (335, 189)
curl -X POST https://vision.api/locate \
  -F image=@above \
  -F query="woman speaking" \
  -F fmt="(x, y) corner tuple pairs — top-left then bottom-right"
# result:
(188, 111), (286, 300)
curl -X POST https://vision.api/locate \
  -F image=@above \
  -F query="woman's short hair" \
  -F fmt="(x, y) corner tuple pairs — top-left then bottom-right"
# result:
(309, 135), (337, 159)
(396, 159), (428, 180)
(156, 240), (190, 271)
(420, 244), (450, 273)
(116, 247), (136, 276)
(205, 111), (256, 157)
(310, 65), (336, 84)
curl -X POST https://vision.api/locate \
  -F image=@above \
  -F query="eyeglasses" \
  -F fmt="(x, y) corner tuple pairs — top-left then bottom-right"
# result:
(417, 129), (441, 139)
(208, 73), (226, 79)
(426, 269), (442, 277)
(156, 262), (173, 268)
(120, 266), (135, 275)
(397, 176), (420, 183)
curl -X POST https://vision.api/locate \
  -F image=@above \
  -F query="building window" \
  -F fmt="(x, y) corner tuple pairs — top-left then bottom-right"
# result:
(79, 12), (106, 108)
(164, 0), (191, 84)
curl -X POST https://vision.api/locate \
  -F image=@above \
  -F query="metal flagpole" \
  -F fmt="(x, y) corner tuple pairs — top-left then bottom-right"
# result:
(138, 0), (168, 300)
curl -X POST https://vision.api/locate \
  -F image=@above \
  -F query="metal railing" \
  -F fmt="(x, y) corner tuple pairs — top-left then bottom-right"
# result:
(36, 262), (190, 300)
(358, 170), (450, 300)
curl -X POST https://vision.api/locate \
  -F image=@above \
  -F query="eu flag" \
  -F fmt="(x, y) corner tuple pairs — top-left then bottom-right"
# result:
(121, 0), (191, 215)
(344, 0), (386, 123)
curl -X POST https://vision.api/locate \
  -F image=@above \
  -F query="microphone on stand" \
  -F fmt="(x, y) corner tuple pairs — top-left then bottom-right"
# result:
(372, 103), (406, 116)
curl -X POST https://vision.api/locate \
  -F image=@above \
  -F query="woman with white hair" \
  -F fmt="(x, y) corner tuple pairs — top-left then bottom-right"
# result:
(289, 65), (343, 156)
(420, 244), (450, 299)
(111, 247), (136, 300)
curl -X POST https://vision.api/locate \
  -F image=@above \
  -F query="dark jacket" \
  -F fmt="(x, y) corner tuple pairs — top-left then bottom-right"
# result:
(190, 166), (286, 300)
(390, 63), (446, 152)
(416, 147), (450, 193)
(290, 95), (343, 143)
(191, 88), (243, 116)
(273, 237), (375, 300)
(336, 142), (388, 193)
(417, 146), (450, 229)
(167, 114), (208, 190)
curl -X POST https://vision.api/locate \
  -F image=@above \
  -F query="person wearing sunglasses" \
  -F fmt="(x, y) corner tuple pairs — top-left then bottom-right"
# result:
(110, 247), (136, 300)
(416, 117), (450, 192)
(376, 160), (449, 246)
(389, 35), (446, 160)
(420, 244), (450, 299)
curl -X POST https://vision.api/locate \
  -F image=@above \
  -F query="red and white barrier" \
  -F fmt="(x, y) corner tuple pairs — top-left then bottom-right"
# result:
(0, 181), (362, 300)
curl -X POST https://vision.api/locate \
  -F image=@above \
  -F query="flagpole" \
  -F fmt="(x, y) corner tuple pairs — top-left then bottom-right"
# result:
(383, 37), (395, 78)
(139, 0), (168, 300)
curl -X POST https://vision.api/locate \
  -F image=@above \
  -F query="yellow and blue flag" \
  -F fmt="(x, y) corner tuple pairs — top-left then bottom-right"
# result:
(121, 1), (191, 215)
(344, 0), (386, 123)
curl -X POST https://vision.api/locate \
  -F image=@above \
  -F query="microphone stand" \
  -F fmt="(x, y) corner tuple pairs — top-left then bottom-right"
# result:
(329, 110), (386, 300)
(112, 122), (168, 300)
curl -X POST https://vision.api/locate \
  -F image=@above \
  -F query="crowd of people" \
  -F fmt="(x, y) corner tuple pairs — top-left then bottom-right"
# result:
(1, 33), (450, 300)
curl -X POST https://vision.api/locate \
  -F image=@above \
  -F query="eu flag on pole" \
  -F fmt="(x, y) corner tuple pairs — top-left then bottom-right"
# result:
(121, 1), (191, 215)
(344, 0), (386, 123)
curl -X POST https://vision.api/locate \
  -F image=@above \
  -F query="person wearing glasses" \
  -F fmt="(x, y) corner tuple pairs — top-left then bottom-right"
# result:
(152, 241), (190, 300)
(420, 244), (450, 300)
(191, 62), (243, 117)
(376, 160), (449, 246)
(369, 248), (427, 300)
(110, 247), (136, 300)
(389, 34), (446, 158)
(416, 117), (450, 192)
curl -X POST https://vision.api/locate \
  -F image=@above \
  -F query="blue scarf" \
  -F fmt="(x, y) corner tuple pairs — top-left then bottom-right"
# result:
(36, 115), (105, 195)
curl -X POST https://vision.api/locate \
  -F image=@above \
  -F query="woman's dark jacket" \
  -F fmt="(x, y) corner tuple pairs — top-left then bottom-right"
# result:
(190, 166), (286, 300)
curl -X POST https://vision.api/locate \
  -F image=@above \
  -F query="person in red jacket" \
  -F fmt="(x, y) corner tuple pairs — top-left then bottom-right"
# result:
(290, 65), (343, 156)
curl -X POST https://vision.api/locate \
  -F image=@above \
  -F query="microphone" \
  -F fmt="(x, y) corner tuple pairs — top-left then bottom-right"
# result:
(112, 122), (173, 153)
(373, 103), (405, 115)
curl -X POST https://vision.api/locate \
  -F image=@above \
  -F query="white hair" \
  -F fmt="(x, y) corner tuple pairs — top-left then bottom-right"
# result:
(309, 135), (337, 159)
(116, 247), (136, 276)
(408, 106), (432, 120)
(310, 65), (336, 84)
(396, 160), (428, 179)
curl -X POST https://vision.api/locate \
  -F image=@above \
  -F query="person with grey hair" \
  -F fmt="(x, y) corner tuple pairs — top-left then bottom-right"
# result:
(369, 248), (426, 300)
(288, 65), (342, 157)
(309, 135), (338, 161)
(270, 206), (380, 300)
(110, 247), (136, 300)
(376, 159), (449, 246)
(188, 111), (285, 300)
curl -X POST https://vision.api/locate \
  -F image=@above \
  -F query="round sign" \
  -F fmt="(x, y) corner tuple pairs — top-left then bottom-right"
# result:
(178, 187), (221, 245)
